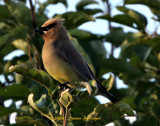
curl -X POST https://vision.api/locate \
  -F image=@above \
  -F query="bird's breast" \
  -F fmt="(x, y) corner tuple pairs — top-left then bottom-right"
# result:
(42, 42), (82, 86)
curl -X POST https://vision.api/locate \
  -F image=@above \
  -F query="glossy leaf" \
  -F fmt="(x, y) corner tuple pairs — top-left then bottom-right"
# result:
(16, 116), (46, 126)
(71, 97), (100, 117)
(6, 1), (31, 25)
(97, 13), (146, 30)
(11, 39), (29, 54)
(124, 0), (160, 11)
(60, 89), (72, 108)
(81, 9), (103, 15)
(9, 65), (56, 89)
(102, 74), (114, 91)
(87, 102), (135, 125)
(0, 84), (29, 99)
(28, 94), (58, 125)
(56, 12), (94, 29)
(76, 0), (98, 11)
(101, 58), (142, 76)
(117, 6), (147, 29)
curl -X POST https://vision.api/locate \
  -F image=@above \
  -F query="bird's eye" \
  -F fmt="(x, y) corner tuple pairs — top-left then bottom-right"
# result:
(46, 23), (57, 31)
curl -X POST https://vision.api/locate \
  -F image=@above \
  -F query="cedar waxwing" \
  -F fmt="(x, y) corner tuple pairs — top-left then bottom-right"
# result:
(34, 18), (118, 103)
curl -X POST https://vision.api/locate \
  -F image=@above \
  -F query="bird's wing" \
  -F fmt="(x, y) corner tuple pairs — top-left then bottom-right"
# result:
(54, 40), (94, 81)
(54, 40), (119, 103)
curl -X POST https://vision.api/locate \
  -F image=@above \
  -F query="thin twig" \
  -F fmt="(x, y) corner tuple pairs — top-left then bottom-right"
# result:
(29, 0), (37, 37)
(106, 0), (115, 57)
(29, 0), (42, 69)
(57, 99), (67, 126)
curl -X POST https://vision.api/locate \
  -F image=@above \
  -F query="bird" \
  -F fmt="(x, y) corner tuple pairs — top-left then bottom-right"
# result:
(34, 18), (118, 103)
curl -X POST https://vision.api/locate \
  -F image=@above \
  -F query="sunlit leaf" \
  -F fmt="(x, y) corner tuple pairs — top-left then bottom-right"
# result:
(56, 12), (94, 29)
(76, 0), (98, 11)
(12, 39), (28, 54)
(60, 89), (72, 108)
(102, 74), (114, 91)
(28, 94), (57, 125)
(9, 65), (56, 89)
(117, 6), (147, 29)
(87, 102), (135, 125)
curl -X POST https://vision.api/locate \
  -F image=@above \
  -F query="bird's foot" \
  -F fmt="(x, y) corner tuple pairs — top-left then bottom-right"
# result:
(58, 82), (70, 90)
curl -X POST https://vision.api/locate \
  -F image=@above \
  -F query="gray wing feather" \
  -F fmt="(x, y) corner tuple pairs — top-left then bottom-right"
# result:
(54, 40), (94, 81)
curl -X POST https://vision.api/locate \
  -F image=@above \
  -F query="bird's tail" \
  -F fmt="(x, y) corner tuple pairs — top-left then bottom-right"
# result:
(100, 89), (119, 103)
(96, 80), (119, 103)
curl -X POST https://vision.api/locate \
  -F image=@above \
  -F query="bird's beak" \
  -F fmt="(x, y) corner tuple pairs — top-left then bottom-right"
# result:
(34, 27), (44, 35)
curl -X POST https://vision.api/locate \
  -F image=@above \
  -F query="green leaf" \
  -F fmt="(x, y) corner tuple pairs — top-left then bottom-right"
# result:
(0, 34), (9, 47)
(9, 65), (56, 89)
(76, 0), (98, 11)
(28, 94), (57, 125)
(133, 114), (158, 126)
(0, 24), (29, 48)
(119, 32), (144, 59)
(102, 74), (114, 91)
(43, 0), (68, 8)
(0, 106), (17, 117)
(71, 97), (100, 117)
(105, 28), (127, 47)
(0, 44), (16, 60)
(34, 94), (51, 114)
(133, 45), (152, 62)
(16, 116), (34, 125)
(6, 1), (31, 25)
(56, 12), (94, 29)
(60, 89), (72, 108)
(87, 102), (135, 125)
(81, 9), (103, 15)
(97, 13), (146, 30)
(0, 5), (13, 20)
(117, 6), (147, 29)
(0, 84), (29, 99)
(16, 116), (47, 126)
(101, 58), (142, 76)
(124, 0), (160, 11)
(69, 29), (101, 41)
(12, 39), (29, 54)
(48, 86), (59, 99)
(75, 81), (93, 96)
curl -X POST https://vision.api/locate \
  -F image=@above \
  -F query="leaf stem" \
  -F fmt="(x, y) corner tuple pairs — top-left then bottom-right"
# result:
(64, 107), (68, 126)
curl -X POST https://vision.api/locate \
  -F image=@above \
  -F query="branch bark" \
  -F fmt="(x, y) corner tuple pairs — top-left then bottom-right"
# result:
(29, 0), (37, 37)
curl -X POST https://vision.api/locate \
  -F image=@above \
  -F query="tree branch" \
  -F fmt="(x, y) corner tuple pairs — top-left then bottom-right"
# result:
(29, 0), (37, 37)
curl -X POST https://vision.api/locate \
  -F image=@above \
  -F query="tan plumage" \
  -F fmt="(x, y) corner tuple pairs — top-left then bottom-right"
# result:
(41, 18), (83, 88)
(35, 18), (118, 103)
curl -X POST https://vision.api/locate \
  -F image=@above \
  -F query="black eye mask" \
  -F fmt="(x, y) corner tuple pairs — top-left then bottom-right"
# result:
(34, 23), (57, 35)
